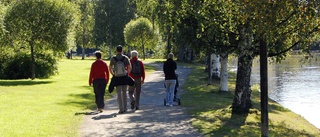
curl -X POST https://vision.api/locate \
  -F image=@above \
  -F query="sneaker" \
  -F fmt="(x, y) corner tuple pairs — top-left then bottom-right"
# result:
(130, 101), (135, 110)
(98, 108), (103, 113)
(93, 108), (103, 114)
(135, 106), (139, 110)
(166, 103), (169, 106)
(169, 105), (173, 107)
(118, 110), (124, 114)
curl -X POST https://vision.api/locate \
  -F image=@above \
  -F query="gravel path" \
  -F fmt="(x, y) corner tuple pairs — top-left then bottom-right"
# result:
(79, 63), (203, 137)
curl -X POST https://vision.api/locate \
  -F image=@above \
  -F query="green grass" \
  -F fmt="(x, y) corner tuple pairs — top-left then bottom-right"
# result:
(0, 58), (157, 137)
(181, 65), (320, 137)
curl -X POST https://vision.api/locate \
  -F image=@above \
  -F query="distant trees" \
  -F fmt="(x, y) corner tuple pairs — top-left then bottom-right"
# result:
(124, 17), (157, 60)
(93, 0), (135, 58)
(76, 0), (94, 60)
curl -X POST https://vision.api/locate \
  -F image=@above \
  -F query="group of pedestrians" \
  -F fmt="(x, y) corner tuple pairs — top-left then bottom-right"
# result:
(88, 45), (177, 114)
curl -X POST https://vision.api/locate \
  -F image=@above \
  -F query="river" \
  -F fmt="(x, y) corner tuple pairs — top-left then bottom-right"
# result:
(230, 53), (320, 129)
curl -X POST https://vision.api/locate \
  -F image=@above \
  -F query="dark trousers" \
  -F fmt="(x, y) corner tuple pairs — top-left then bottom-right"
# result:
(93, 79), (106, 109)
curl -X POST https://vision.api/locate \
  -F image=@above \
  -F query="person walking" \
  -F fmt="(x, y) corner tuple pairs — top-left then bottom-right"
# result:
(128, 50), (145, 110)
(109, 45), (132, 114)
(163, 53), (177, 107)
(89, 51), (110, 113)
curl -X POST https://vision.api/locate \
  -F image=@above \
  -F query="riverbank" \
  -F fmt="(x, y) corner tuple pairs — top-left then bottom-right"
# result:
(181, 64), (320, 136)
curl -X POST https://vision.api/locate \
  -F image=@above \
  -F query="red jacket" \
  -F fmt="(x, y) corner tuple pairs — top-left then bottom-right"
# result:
(89, 59), (110, 86)
(129, 57), (145, 82)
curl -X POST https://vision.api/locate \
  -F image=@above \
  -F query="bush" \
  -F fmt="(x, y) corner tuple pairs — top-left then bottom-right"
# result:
(2, 52), (58, 79)
(0, 49), (15, 78)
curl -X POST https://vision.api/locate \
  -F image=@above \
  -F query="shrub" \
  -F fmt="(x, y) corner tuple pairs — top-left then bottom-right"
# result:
(2, 52), (58, 79)
(0, 49), (15, 78)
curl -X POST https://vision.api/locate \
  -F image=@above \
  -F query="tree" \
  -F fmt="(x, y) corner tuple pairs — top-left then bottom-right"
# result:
(229, 0), (320, 113)
(0, 2), (5, 45)
(124, 17), (157, 60)
(93, 0), (135, 58)
(4, 0), (75, 79)
(75, 0), (94, 60)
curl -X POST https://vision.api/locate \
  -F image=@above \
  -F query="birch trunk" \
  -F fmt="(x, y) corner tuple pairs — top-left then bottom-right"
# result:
(220, 54), (228, 92)
(211, 53), (220, 79)
(232, 26), (254, 113)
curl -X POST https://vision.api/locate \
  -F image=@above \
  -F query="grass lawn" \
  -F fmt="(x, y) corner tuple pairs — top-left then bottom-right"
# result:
(0, 58), (158, 137)
(181, 64), (320, 137)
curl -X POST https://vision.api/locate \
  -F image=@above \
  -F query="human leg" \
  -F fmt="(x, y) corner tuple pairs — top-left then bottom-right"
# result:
(93, 79), (106, 112)
(121, 85), (128, 111)
(128, 85), (135, 109)
(134, 78), (142, 109)
(116, 85), (124, 113)
(164, 80), (170, 106)
(168, 80), (176, 106)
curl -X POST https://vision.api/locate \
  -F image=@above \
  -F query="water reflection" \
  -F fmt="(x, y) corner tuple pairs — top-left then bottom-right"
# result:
(249, 54), (320, 128)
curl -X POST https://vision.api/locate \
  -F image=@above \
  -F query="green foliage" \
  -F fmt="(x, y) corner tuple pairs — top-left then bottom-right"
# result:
(93, 0), (135, 47)
(4, 0), (76, 79)
(0, 2), (6, 45)
(124, 17), (157, 48)
(2, 51), (58, 79)
(0, 47), (14, 78)
(74, 0), (95, 50)
(4, 0), (74, 52)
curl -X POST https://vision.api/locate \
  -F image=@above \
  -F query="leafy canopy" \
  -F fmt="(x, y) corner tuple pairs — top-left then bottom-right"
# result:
(4, 0), (75, 52)
(124, 17), (157, 49)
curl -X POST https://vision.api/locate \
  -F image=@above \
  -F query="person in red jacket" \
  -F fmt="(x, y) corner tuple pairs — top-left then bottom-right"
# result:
(128, 50), (145, 110)
(89, 51), (110, 113)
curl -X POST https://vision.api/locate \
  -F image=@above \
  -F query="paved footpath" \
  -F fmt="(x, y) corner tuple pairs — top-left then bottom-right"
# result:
(79, 63), (203, 137)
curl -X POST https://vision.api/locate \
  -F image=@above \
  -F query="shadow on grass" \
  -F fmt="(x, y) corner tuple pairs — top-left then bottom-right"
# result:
(75, 111), (100, 115)
(0, 80), (54, 86)
(59, 86), (96, 111)
(270, 122), (316, 136)
(211, 111), (249, 136)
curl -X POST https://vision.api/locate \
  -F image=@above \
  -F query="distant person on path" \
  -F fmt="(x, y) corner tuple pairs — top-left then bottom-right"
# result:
(128, 50), (145, 110)
(89, 51), (110, 113)
(109, 45), (132, 114)
(163, 53), (177, 107)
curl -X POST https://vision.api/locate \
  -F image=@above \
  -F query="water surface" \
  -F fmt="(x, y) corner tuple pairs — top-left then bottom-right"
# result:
(249, 54), (320, 128)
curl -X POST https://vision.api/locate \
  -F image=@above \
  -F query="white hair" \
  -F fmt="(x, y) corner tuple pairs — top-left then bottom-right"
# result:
(131, 50), (138, 58)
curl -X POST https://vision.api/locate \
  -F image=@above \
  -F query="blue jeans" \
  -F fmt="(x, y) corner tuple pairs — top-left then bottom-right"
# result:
(165, 79), (176, 105)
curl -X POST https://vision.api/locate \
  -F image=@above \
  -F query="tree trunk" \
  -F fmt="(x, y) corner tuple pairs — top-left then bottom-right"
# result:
(81, 47), (85, 60)
(208, 52), (213, 85)
(142, 44), (145, 60)
(166, 26), (171, 55)
(177, 45), (185, 61)
(82, 28), (86, 60)
(30, 43), (36, 80)
(212, 53), (220, 79)
(232, 54), (254, 113)
(220, 54), (228, 92)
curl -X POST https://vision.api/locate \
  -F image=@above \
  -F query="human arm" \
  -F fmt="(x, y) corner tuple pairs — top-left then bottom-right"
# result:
(109, 58), (114, 76)
(105, 63), (110, 84)
(89, 64), (94, 86)
(126, 57), (132, 74)
(141, 61), (146, 84)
